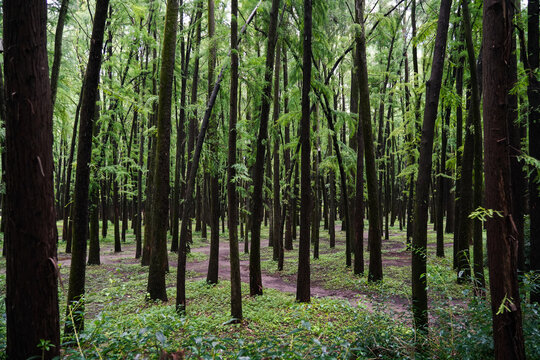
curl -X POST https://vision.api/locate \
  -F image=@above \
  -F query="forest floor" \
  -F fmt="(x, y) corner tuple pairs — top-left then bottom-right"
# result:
(2, 221), (540, 359)
(56, 224), (441, 315)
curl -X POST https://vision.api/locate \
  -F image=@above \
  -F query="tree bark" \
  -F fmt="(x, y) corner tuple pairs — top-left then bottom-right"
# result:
(528, 0), (540, 305)
(207, 0), (220, 285)
(147, 0), (179, 302)
(296, 0), (312, 303)
(4, 0), (61, 357)
(356, 0), (382, 282)
(483, 0), (526, 356)
(249, 0), (280, 296)
(227, 0), (242, 321)
(66, 0), (109, 334)
(411, 0), (451, 337)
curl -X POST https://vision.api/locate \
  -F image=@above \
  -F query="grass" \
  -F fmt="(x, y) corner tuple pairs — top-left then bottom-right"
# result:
(0, 219), (539, 359)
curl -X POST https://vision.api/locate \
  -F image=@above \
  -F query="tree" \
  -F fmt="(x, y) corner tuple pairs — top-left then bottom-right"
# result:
(411, 0), (451, 337)
(296, 0), (312, 303)
(528, 0), (540, 305)
(66, 0), (110, 334)
(483, 0), (526, 356)
(147, 0), (179, 302)
(4, 0), (60, 357)
(207, 0), (220, 285)
(249, 0), (281, 296)
(227, 0), (243, 321)
(356, 0), (382, 282)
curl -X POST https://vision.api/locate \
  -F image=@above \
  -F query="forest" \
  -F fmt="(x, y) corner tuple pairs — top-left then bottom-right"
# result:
(0, 0), (539, 358)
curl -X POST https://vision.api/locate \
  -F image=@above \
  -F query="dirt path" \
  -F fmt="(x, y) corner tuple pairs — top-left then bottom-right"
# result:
(57, 235), (409, 313)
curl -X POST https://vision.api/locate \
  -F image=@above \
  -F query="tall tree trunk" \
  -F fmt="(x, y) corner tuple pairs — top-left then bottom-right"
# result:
(453, 54), (464, 268)
(207, 0), (220, 285)
(411, 0), (451, 337)
(462, 0), (485, 290)
(353, 16), (365, 275)
(171, 0), (188, 253)
(227, 0), (242, 321)
(296, 0), (312, 303)
(147, 0), (179, 302)
(249, 0), (280, 297)
(483, 0), (526, 355)
(4, 0), (61, 356)
(272, 41), (283, 263)
(528, 0), (540, 304)
(356, 0), (382, 282)
(65, 0), (109, 335)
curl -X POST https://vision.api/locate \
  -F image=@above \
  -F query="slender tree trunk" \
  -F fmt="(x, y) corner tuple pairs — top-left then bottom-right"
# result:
(207, 0), (220, 285)
(296, 0), (312, 303)
(411, 0), (451, 337)
(147, 0), (179, 302)
(272, 41), (282, 263)
(356, 0), (382, 282)
(453, 54), (464, 268)
(65, 0), (109, 335)
(483, 0), (526, 355)
(353, 18), (365, 275)
(249, 0), (280, 297)
(4, 1), (60, 356)
(171, 0), (188, 253)
(227, 0), (242, 321)
(462, 0), (485, 290)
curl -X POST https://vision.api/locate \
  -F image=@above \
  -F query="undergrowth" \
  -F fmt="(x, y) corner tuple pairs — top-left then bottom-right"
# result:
(0, 222), (539, 359)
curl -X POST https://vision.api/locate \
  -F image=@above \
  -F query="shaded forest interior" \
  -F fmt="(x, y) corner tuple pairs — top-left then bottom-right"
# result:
(0, 0), (540, 359)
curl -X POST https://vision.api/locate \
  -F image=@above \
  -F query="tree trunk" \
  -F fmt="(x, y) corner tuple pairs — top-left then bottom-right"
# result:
(147, 0), (179, 302)
(356, 0), (382, 282)
(462, 0), (484, 290)
(227, 0), (242, 321)
(66, 0), (109, 335)
(4, 1), (60, 356)
(297, 0), (312, 303)
(353, 16), (365, 275)
(528, 0), (540, 305)
(207, 0), (220, 285)
(272, 41), (283, 263)
(483, 0), (526, 356)
(411, 0), (451, 337)
(249, 0), (280, 297)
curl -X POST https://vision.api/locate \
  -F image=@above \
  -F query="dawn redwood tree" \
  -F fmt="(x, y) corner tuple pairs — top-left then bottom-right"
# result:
(249, 0), (280, 296)
(147, 0), (179, 302)
(4, 0), (60, 357)
(207, 0), (220, 285)
(356, 0), (382, 282)
(227, 0), (242, 321)
(483, 0), (526, 356)
(528, 0), (540, 304)
(411, 0), (451, 337)
(66, 0), (110, 335)
(353, 0), (365, 276)
(296, 0), (312, 303)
